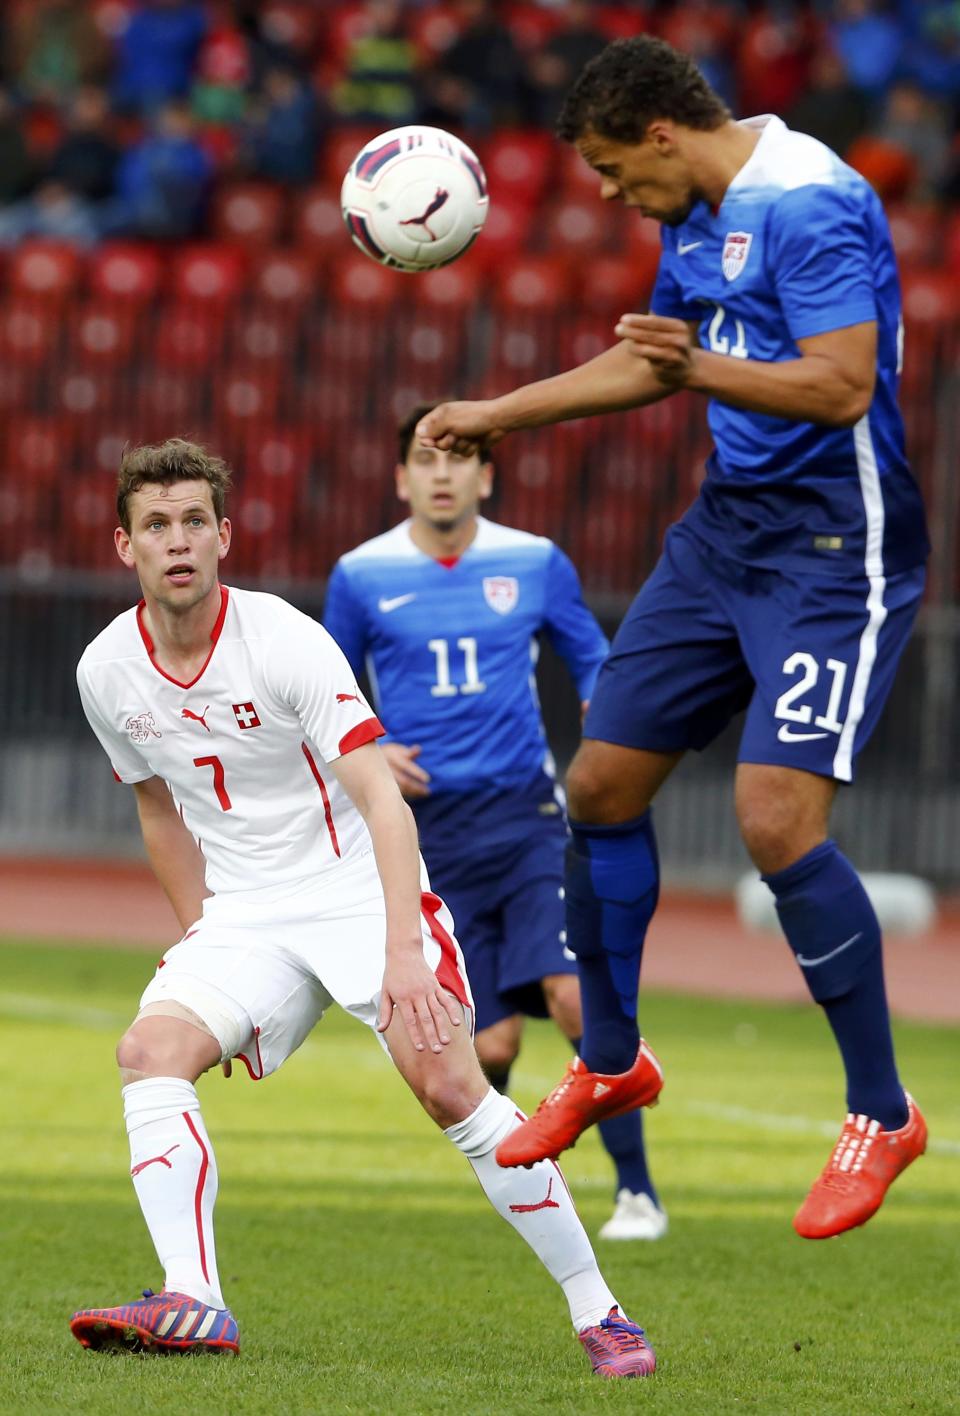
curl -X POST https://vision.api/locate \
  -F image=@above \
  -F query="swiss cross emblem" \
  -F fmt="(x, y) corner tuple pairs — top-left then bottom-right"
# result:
(721, 231), (752, 281)
(483, 576), (519, 615)
(232, 701), (261, 730)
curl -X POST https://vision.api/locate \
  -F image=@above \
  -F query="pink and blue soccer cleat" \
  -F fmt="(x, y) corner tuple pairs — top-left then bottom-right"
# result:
(69, 1289), (239, 1355)
(578, 1306), (657, 1378)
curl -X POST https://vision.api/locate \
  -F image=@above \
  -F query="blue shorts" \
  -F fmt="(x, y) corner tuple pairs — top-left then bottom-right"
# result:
(415, 792), (575, 1031)
(585, 523), (925, 783)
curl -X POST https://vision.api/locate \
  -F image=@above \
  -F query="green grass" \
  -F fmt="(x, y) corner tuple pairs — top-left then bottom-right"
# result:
(2, 937), (958, 1415)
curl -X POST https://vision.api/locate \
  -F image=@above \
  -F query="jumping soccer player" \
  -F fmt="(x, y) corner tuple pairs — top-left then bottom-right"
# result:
(323, 404), (666, 1241)
(418, 37), (929, 1239)
(68, 439), (654, 1377)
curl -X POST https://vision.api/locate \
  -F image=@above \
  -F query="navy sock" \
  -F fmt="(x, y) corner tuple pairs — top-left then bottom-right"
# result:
(571, 1035), (658, 1202)
(566, 810), (659, 1075)
(763, 840), (908, 1131)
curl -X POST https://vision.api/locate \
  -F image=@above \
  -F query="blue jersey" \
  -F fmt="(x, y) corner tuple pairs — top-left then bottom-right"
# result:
(651, 115), (928, 579)
(323, 517), (608, 806)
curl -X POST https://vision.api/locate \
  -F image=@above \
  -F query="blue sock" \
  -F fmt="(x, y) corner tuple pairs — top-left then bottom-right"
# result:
(571, 1034), (659, 1202)
(566, 810), (659, 1075)
(763, 840), (908, 1131)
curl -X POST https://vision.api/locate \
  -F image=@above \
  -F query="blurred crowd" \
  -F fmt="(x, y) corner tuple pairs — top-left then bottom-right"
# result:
(0, 0), (958, 249)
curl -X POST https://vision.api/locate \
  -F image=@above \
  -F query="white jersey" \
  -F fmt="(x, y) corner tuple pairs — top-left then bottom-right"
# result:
(76, 586), (384, 896)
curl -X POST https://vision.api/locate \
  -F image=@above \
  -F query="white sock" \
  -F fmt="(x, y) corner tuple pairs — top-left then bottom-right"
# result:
(445, 1088), (618, 1331)
(123, 1077), (224, 1310)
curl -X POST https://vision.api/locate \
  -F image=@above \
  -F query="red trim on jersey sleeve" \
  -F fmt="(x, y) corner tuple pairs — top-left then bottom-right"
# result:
(435, 555), (460, 569)
(338, 716), (384, 756)
(421, 890), (470, 1013)
(112, 768), (122, 783)
(136, 585), (230, 689)
(301, 742), (341, 857)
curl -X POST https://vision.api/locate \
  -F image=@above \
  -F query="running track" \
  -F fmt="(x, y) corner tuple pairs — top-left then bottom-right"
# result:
(3, 857), (958, 1025)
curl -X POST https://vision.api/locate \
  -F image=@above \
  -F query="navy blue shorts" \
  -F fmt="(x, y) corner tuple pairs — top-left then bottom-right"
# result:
(585, 523), (925, 782)
(417, 796), (575, 1032)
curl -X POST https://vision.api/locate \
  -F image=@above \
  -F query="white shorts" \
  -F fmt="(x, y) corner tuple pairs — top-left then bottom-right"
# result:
(139, 850), (473, 1080)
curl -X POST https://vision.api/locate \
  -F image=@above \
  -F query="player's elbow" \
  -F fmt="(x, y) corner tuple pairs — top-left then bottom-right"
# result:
(826, 373), (874, 428)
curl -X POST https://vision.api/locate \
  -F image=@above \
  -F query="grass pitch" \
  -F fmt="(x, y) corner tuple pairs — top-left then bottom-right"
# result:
(2, 937), (958, 1416)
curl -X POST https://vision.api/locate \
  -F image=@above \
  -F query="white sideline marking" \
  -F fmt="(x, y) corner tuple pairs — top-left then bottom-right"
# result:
(0, 991), (125, 1028)
(681, 1100), (960, 1158)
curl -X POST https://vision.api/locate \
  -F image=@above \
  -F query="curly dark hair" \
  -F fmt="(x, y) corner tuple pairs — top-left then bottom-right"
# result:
(557, 36), (730, 144)
(117, 438), (232, 531)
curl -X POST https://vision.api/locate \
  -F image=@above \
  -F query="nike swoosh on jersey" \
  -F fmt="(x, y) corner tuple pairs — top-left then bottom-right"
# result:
(796, 932), (863, 968)
(378, 593), (417, 613)
(677, 240), (703, 254)
(777, 724), (829, 743)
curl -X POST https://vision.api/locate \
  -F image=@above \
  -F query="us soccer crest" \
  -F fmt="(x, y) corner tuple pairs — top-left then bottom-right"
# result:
(483, 576), (519, 615)
(721, 231), (752, 281)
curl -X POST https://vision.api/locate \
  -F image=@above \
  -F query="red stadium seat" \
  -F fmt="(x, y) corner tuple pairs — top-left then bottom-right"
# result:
(493, 256), (572, 310)
(259, 1), (323, 59)
(329, 253), (402, 308)
(901, 268), (960, 325)
(484, 314), (557, 381)
(88, 243), (162, 303)
(4, 416), (73, 485)
(579, 256), (653, 315)
(250, 248), (320, 303)
(132, 368), (206, 425)
(557, 142), (600, 199)
(414, 259), (484, 309)
(67, 303), (137, 366)
(54, 368), (115, 424)
(395, 313), (465, 380)
(210, 183), (287, 248)
(481, 129), (555, 208)
(229, 310), (297, 370)
(0, 298), (61, 366)
(886, 206), (943, 270)
(470, 199), (534, 266)
(502, 2), (560, 50)
(558, 315), (614, 369)
(212, 372), (281, 430)
(238, 426), (315, 493)
(170, 245), (247, 303)
(63, 472), (125, 570)
(597, 5), (647, 40)
(541, 197), (610, 257)
(154, 305), (224, 371)
(293, 184), (347, 256)
(8, 241), (82, 300)
(409, 4), (460, 59)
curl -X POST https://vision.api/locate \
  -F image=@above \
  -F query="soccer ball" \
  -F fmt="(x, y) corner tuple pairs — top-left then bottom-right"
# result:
(340, 126), (489, 273)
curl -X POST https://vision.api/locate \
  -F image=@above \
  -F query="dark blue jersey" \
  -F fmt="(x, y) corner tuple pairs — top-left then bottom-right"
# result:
(651, 115), (928, 578)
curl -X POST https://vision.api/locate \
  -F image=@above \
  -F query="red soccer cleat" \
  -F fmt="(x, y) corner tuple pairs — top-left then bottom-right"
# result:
(578, 1306), (656, 1378)
(793, 1094), (927, 1239)
(496, 1041), (663, 1168)
(70, 1289), (239, 1355)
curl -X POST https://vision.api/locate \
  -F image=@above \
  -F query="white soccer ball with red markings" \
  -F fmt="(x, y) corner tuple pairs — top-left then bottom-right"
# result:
(340, 125), (489, 273)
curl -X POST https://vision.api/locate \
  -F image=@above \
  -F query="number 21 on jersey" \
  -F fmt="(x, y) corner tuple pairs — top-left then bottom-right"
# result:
(428, 637), (486, 697)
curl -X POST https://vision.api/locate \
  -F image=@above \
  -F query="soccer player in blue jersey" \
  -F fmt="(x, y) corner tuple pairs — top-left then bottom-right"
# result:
(418, 36), (929, 1240)
(324, 405), (666, 1240)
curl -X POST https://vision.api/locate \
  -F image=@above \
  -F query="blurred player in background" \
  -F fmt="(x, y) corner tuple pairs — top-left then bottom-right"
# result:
(68, 439), (655, 1378)
(419, 36), (929, 1240)
(324, 404), (666, 1241)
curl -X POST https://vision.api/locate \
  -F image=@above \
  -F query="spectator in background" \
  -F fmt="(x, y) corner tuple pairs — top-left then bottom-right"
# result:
(659, 0), (737, 107)
(737, 2), (820, 117)
(0, 179), (97, 247)
(426, 0), (528, 132)
(785, 47), (872, 158)
(191, 16), (252, 126)
(0, 88), (34, 204)
(331, 0), (419, 126)
(48, 87), (120, 203)
(829, 0), (901, 99)
(107, 99), (212, 239)
(526, 1), (609, 129)
(902, 2), (960, 101)
(113, 0), (207, 115)
(876, 81), (952, 198)
(244, 65), (322, 186)
(9, 0), (110, 104)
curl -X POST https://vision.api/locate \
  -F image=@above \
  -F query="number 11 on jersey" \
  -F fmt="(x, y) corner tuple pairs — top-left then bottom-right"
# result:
(428, 637), (486, 697)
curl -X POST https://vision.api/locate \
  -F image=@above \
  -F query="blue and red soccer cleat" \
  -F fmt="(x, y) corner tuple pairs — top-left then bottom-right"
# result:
(69, 1289), (239, 1355)
(578, 1306), (657, 1378)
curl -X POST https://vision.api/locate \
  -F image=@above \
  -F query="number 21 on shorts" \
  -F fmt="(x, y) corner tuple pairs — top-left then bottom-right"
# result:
(774, 652), (848, 742)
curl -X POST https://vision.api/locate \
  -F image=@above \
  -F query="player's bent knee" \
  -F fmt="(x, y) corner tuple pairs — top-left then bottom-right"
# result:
(475, 1035), (520, 1075)
(116, 1008), (223, 1081)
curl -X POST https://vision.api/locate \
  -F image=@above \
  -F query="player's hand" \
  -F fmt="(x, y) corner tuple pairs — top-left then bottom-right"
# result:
(416, 400), (505, 456)
(382, 742), (431, 800)
(615, 313), (695, 386)
(377, 947), (463, 1052)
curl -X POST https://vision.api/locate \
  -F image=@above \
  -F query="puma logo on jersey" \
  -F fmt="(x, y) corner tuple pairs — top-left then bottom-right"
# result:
(181, 705), (211, 732)
(336, 692), (361, 704)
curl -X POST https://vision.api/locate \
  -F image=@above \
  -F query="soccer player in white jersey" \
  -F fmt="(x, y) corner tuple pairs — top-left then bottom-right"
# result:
(324, 404), (665, 1242)
(420, 37), (929, 1240)
(67, 439), (655, 1378)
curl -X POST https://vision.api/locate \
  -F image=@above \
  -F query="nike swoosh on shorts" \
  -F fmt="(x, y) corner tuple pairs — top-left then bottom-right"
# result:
(777, 724), (829, 743)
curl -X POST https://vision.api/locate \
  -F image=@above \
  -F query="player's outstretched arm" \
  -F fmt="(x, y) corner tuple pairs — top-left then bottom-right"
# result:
(332, 742), (461, 1053)
(417, 339), (675, 454)
(132, 776), (210, 934)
